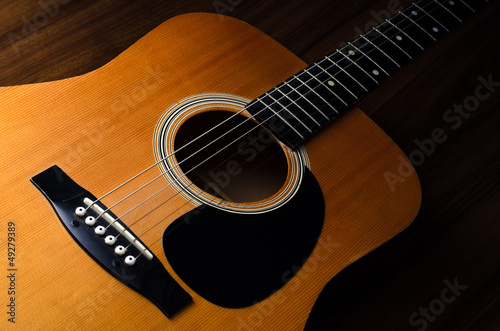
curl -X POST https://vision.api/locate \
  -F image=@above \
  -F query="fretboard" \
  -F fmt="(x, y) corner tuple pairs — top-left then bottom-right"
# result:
(246, 0), (490, 148)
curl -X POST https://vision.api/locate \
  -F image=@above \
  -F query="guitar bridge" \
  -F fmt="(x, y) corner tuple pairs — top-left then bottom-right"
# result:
(30, 165), (192, 318)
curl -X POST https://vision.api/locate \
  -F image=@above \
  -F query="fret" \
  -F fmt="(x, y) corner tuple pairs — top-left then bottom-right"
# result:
(434, 1), (463, 23)
(245, 99), (304, 147)
(402, 4), (447, 40)
(286, 75), (340, 121)
(244, 0), (490, 149)
(338, 47), (382, 87)
(386, 16), (427, 51)
(276, 82), (329, 128)
(327, 51), (375, 93)
(415, 3), (449, 32)
(424, 0), (462, 30)
(309, 63), (350, 108)
(321, 55), (367, 100)
(461, 0), (490, 13)
(341, 43), (390, 83)
(299, 69), (339, 119)
(258, 95), (306, 139)
(439, 0), (476, 21)
(373, 25), (417, 59)
(356, 35), (402, 72)
(460, 0), (476, 11)
(390, 11), (435, 50)
(314, 59), (358, 105)
(266, 90), (315, 133)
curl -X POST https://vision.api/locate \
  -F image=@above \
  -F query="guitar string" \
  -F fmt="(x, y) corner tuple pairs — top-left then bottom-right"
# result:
(96, 6), (427, 225)
(91, 0), (455, 229)
(117, 117), (287, 236)
(115, 0), (470, 257)
(110, 1), (457, 252)
(87, 2), (462, 238)
(134, 132), (283, 238)
(126, 0), (476, 257)
(131, 135), (291, 256)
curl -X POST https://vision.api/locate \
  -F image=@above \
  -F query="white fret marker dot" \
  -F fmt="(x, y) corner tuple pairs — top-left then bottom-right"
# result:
(328, 80), (335, 86)
(432, 27), (439, 32)
(449, 1), (455, 5)
(348, 50), (355, 56)
(411, 10), (417, 16)
(372, 69), (380, 76)
(396, 35), (403, 41)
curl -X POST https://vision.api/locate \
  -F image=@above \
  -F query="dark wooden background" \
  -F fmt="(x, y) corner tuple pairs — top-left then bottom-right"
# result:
(1, 0), (498, 330)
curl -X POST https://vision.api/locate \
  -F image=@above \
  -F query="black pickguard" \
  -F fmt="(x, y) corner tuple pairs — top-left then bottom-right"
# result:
(163, 167), (325, 308)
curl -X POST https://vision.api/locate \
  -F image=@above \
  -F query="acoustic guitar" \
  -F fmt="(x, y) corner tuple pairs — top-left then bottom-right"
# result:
(0, 0), (490, 329)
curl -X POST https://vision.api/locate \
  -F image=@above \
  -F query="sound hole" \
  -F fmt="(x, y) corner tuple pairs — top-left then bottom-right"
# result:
(174, 111), (288, 203)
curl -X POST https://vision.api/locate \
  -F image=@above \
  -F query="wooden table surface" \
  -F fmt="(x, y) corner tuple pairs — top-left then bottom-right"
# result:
(1, 0), (498, 330)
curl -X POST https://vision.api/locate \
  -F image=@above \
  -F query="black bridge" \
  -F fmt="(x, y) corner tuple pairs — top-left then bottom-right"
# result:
(31, 165), (192, 318)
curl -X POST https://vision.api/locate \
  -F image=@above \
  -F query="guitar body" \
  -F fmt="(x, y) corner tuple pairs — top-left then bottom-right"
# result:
(0, 13), (420, 330)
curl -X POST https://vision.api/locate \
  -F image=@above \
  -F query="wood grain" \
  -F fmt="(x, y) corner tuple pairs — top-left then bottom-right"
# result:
(0, 9), (422, 330)
(0, 0), (498, 330)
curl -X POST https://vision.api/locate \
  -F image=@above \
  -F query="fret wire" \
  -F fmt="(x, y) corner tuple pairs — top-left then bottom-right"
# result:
(330, 51), (370, 92)
(273, 87), (323, 126)
(414, 3), (450, 31)
(284, 0), (452, 113)
(274, 0), (459, 118)
(266, 92), (313, 133)
(435, 0), (463, 22)
(348, 41), (391, 76)
(439, 0), (476, 21)
(321, 56), (360, 100)
(294, 72), (339, 117)
(256, 97), (305, 139)
(387, 17), (428, 48)
(359, 35), (401, 68)
(268, 82), (321, 127)
(255, 0), (476, 128)
(338, 50), (380, 85)
(246, 0), (487, 148)
(298, 64), (346, 112)
(283, 80), (335, 116)
(309, 63), (348, 110)
(459, 0), (476, 12)
(373, 27), (413, 59)
(304, 63), (347, 110)
(399, 4), (437, 43)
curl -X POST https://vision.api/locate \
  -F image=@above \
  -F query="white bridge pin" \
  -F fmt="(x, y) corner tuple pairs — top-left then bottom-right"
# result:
(85, 216), (96, 226)
(125, 256), (136, 267)
(94, 225), (106, 236)
(115, 245), (126, 256)
(105, 235), (117, 246)
(75, 207), (86, 217)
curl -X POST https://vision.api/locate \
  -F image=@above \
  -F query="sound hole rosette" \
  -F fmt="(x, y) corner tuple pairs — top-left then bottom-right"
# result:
(153, 93), (310, 214)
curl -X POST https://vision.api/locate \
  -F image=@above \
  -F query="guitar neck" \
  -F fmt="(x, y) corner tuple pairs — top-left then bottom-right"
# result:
(246, 0), (490, 148)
